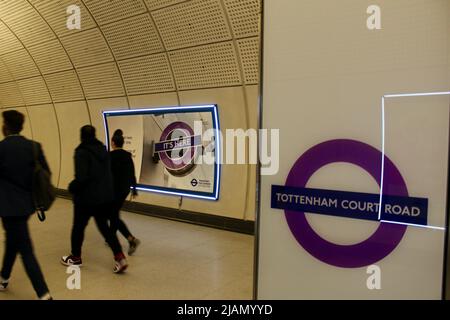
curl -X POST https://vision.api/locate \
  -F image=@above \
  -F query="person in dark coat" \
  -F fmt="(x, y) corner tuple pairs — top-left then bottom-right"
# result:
(61, 125), (128, 274)
(0, 110), (52, 300)
(109, 129), (140, 255)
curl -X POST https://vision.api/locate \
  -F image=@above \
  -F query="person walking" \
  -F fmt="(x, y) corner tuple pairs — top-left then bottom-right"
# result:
(0, 110), (52, 300)
(61, 125), (128, 273)
(109, 130), (140, 255)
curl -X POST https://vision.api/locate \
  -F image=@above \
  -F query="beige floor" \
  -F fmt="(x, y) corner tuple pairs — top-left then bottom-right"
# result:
(0, 199), (254, 300)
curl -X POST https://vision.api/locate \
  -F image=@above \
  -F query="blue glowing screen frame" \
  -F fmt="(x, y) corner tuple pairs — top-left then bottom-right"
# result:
(102, 105), (221, 201)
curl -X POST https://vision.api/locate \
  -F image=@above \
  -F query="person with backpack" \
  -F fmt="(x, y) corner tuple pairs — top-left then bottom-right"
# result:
(61, 125), (128, 273)
(0, 110), (52, 300)
(109, 129), (140, 255)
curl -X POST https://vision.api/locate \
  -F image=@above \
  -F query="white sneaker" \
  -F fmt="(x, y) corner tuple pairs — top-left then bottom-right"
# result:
(113, 258), (128, 274)
(0, 277), (9, 291)
(39, 292), (53, 300)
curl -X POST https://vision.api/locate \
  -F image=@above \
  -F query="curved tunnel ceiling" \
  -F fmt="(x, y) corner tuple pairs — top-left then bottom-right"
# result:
(0, 0), (261, 109)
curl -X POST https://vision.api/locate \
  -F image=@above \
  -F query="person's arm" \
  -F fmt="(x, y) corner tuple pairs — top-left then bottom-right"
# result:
(37, 143), (51, 175)
(128, 154), (138, 196)
(68, 149), (90, 194)
(0, 143), (4, 178)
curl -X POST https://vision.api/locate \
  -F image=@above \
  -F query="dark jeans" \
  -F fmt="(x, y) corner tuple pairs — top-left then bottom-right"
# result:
(71, 203), (123, 257)
(1, 216), (49, 298)
(109, 194), (132, 240)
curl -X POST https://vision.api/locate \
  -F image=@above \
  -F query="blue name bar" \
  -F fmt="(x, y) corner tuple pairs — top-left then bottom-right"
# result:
(154, 135), (202, 153)
(271, 185), (428, 226)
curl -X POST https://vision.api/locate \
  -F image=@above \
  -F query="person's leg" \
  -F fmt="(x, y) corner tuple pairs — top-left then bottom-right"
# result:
(117, 220), (133, 240)
(93, 204), (123, 256)
(1, 217), (19, 282)
(109, 198), (121, 237)
(70, 204), (91, 257)
(115, 194), (141, 255)
(93, 203), (128, 273)
(13, 216), (50, 298)
(115, 195), (133, 240)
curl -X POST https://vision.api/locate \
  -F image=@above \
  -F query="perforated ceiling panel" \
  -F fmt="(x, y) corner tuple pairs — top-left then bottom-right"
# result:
(102, 13), (163, 61)
(144, 0), (187, 11)
(61, 28), (113, 68)
(2, 49), (40, 80)
(0, 0), (55, 47)
(0, 82), (24, 108)
(83, 0), (147, 26)
(77, 62), (125, 99)
(17, 76), (52, 105)
(0, 0), (261, 111)
(28, 39), (73, 74)
(223, 0), (260, 38)
(169, 41), (241, 90)
(30, 0), (97, 38)
(0, 21), (22, 55)
(44, 70), (84, 102)
(152, 0), (231, 50)
(118, 53), (175, 95)
(237, 37), (259, 84)
(0, 59), (14, 84)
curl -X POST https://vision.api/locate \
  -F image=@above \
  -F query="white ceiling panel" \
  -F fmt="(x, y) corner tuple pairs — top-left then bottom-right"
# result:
(223, 0), (261, 38)
(169, 41), (241, 90)
(2, 49), (40, 80)
(60, 28), (113, 68)
(30, 0), (97, 37)
(44, 70), (84, 102)
(237, 37), (259, 84)
(0, 21), (23, 55)
(144, 0), (187, 11)
(77, 62), (125, 99)
(118, 53), (175, 95)
(83, 0), (147, 26)
(28, 39), (73, 74)
(0, 59), (14, 83)
(0, 0), (55, 46)
(0, 82), (24, 107)
(17, 76), (52, 105)
(152, 0), (231, 50)
(102, 13), (163, 61)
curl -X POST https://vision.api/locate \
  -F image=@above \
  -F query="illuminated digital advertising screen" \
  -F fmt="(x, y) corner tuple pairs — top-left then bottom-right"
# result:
(103, 105), (221, 201)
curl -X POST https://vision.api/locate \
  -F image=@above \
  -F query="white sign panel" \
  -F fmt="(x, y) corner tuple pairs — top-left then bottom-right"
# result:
(257, 0), (450, 299)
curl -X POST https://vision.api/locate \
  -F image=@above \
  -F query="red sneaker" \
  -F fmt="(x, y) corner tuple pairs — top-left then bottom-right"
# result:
(61, 255), (82, 267)
(113, 253), (128, 274)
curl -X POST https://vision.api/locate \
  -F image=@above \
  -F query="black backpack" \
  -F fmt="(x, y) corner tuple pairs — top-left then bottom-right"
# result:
(32, 142), (56, 221)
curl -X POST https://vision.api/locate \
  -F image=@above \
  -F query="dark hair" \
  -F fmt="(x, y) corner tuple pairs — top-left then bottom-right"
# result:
(80, 125), (96, 142)
(2, 110), (24, 134)
(112, 129), (124, 148)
